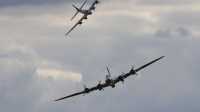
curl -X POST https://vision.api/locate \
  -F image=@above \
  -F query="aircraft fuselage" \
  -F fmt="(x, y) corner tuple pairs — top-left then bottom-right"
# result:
(79, 9), (92, 15)
(105, 75), (115, 88)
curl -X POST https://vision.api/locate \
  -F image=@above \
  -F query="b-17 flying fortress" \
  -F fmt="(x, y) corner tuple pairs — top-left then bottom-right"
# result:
(65, 0), (100, 36)
(55, 0), (165, 102)
(55, 56), (164, 101)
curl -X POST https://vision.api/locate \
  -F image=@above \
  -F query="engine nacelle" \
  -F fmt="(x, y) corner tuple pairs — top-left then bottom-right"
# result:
(130, 69), (136, 75)
(84, 88), (90, 93)
(95, 1), (99, 4)
(78, 21), (83, 25)
(111, 84), (115, 88)
(118, 76), (124, 82)
(83, 85), (90, 94)
(91, 7), (95, 10)
(97, 84), (103, 91)
(83, 16), (88, 20)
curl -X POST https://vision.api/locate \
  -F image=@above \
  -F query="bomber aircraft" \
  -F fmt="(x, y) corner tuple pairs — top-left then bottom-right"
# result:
(65, 0), (100, 36)
(55, 56), (164, 101)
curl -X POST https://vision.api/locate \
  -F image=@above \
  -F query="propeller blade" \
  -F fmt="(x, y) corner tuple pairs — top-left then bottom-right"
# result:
(122, 72), (124, 76)
(83, 85), (86, 96)
(122, 72), (124, 79)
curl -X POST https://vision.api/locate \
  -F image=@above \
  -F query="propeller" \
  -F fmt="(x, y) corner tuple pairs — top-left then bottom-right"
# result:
(83, 85), (90, 96)
(94, 1), (100, 8)
(97, 80), (104, 91)
(91, 7), (96, 11)
(78, 21), (84, 26)
(118, 73), (125, 83)
(130, 65), (138, 76)
(83, 16), (88, 20)
(121, 73), (125, 83)
(79, 22), (83, 26)
(95, 1), (100, 5)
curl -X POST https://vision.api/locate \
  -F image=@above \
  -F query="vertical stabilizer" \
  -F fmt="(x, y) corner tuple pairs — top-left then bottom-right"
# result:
(71, 0), (87, 20)
(71, 5), (79, 20)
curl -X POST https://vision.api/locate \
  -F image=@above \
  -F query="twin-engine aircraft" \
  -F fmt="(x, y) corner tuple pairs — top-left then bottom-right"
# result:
(65, 0), (100, 36)
(55, 56), (164, 101)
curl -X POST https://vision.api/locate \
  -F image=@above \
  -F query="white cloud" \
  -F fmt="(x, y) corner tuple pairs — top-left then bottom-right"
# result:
(1, 0), (200, 112)
(36, 68), (82, 82)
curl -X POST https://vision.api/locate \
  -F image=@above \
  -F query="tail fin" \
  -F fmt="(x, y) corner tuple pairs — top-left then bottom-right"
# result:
(106, 67), (111, 76)
(71, 5), (79, 20)
(72, 5), (79, 10)
(71, 0), (87, 20)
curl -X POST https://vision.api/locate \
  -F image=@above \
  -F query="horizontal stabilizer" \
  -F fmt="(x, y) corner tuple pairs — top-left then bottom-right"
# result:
(71, 11), (79, 20)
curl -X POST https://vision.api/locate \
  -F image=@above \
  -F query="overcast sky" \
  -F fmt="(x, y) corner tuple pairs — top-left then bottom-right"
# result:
(0, 0), (200, 112)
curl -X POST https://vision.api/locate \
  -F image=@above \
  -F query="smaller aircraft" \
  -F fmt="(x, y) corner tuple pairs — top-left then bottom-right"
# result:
(55, 56), (164, 101)
(65, 0), (100, 36)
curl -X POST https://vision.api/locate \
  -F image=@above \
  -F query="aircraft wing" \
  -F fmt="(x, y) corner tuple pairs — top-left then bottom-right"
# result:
(55, 90), (85, 101)
(65, 14), (87, 36)
(134, 56), (164, 72)
(89, 83), (110, 91)
(114, 56), (164, 84)
(55, 56), (164, 101)
(80, 0), (87, 9)
(88, 0), (98, 11)
(55, 82), (109, 101)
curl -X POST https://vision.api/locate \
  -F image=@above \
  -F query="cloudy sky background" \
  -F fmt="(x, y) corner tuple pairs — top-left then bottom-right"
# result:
(0, 0), (200, 112)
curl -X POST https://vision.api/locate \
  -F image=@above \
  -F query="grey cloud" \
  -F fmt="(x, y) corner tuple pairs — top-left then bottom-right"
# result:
(154, 27), (172, 38)
(1, 0), (200, 112)
(159, 10), (200, 29)
(176, 27), (191, 37)
(0, 0), (87, 8)
(154, 27), (192, 38)
(134, 0), (200, 5)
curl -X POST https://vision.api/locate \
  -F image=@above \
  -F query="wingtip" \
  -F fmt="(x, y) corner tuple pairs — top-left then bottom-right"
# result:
(65, 33), (69, 36)
(55, 99), (61, 101)
(157, 56), (164, 60)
